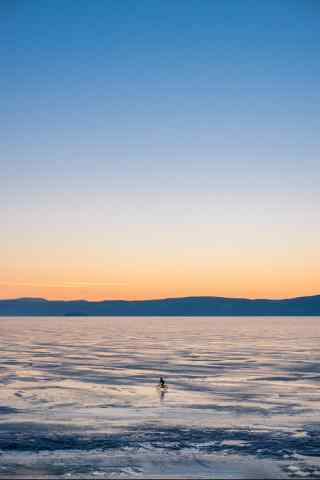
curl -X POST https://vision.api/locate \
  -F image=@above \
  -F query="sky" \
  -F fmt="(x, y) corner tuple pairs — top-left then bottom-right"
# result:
(1, 0), (320, 300)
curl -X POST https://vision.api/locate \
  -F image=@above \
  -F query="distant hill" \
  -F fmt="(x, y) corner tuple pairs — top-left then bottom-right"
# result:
(0, 295), (320, 316)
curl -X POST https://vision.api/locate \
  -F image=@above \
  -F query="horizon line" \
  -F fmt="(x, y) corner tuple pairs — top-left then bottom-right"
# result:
(1, 293), (320, 303)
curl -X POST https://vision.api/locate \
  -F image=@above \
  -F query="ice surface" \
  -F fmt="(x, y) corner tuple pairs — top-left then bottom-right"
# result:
(0, 316), (320, 478)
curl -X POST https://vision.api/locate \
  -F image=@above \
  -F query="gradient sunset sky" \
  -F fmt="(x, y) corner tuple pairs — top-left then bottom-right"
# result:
(2, 1), (319, 300)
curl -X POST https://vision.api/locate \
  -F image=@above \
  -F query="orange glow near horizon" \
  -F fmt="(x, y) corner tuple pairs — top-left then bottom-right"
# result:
(1, 264), (318, 301)
(2, 193), (319, 302)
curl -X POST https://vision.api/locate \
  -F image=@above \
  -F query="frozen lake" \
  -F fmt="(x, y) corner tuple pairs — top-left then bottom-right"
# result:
(0, 316), (319, 478)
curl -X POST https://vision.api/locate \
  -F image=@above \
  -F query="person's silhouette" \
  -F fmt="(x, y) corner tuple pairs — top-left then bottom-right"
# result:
(159, 376), (166, 388)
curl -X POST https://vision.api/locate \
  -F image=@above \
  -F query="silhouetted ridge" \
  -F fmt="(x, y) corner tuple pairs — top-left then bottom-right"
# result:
(0, 295), (319, 316)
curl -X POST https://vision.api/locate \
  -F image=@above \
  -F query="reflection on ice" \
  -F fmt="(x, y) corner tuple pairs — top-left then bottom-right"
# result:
(0, 316), (320, 478)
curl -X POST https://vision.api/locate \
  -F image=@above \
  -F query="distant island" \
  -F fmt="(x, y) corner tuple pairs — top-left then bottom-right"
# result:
(0, 295), (319, 316)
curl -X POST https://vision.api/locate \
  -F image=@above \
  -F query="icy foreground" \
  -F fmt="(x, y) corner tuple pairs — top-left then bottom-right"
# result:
(0, 316), (319, 478)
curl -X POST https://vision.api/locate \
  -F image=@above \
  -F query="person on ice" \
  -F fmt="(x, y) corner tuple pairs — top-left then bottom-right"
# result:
(159, 376), (166, 388)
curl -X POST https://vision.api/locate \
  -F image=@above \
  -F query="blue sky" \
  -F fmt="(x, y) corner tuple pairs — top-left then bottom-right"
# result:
(1, 0), (320, 299)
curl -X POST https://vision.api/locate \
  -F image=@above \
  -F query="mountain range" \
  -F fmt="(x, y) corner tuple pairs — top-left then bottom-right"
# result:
(0, 295), (319, 316)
